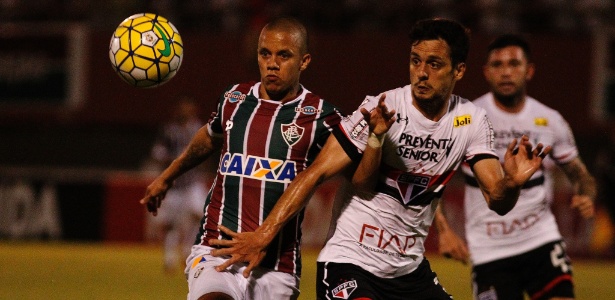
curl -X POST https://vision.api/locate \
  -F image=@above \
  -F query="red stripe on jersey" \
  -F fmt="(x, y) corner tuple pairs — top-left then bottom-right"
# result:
(241, 100), (280, 232)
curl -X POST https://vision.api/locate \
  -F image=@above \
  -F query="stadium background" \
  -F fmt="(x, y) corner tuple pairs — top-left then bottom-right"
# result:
(1, 1), (615, 299)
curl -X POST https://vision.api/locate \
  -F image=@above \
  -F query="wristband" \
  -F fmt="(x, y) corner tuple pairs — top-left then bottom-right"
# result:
(367, 132), (385, 148)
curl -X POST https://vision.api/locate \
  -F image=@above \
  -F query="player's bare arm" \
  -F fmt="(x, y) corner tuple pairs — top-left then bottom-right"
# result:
(560, 157), (596, 218)
(209, 135), (353, 277)
(434, 206), (469, 264)
(140, 126), (221, 215)
(472, 136), (551, 215)
(352, 94), (395, 192)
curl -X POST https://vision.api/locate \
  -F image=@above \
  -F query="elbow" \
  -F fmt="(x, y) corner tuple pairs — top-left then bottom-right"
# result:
(488, 200), (515, 216)
(491, 206), (511, 216)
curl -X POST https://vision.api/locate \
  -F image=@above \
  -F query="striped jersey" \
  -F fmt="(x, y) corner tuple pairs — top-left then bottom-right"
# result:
(197, 81), (342, 276)
(463, 93), (578, 265)
(318, 85), (497, 278)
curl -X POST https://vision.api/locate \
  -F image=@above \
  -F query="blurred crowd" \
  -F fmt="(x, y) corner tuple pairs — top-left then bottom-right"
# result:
(0, 0), (613, 34)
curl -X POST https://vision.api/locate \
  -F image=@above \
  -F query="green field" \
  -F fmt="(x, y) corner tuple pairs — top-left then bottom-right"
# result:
(1, 242), (613, 299)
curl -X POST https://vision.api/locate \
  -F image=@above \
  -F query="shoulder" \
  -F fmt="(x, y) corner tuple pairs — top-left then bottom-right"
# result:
(232, 81), (257, 94)
(453, 94), (488, 117)
(366, 85), (411, 111)
(381, 85), (410, 100)
(526, 96), (564, 118)
(301, 87), (343, 115)
(471, 93), (492, 106)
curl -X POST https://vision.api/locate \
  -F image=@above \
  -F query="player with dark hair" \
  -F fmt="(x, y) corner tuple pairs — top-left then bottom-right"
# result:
(140, 17), (343, 300)
(209, 19), (551, 299)
(435, 33), (596, 300)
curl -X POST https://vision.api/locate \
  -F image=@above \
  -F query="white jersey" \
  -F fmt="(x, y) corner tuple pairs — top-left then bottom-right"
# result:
(318, 85), (497, 278)
(463, 93), (578, 265)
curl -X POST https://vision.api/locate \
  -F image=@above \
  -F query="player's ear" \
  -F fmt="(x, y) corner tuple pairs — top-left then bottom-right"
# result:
(300, 53), (311, 71)
(525, 62), (535, 81)
(454, 62), (466, 80)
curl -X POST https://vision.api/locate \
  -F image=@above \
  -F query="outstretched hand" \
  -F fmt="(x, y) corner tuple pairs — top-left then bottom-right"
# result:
(209, 225), (269, 278)
(360, 94), (396, 136)
(571, 194), (595, 219)
(503, 135), (552, 186)
(438, 228), (469, 265)
(139, 177), (172, 216)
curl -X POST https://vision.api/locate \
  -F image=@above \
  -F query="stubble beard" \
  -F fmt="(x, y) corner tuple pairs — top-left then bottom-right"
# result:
(413, 93), (448, 118)
(493, 88), (524, 108)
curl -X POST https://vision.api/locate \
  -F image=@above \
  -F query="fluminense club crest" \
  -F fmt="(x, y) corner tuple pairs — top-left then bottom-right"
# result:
(281, 123), (304, 146)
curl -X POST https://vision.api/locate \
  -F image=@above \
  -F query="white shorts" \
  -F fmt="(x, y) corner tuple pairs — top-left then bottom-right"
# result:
(185, 245), (300, 300)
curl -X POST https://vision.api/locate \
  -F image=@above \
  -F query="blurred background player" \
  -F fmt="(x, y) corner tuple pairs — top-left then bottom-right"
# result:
(436, 34), (596, 300)
(147, 98), (207, 273)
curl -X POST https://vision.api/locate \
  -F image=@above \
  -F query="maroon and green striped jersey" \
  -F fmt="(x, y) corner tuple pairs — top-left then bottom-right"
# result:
(197, 81), (342, 276)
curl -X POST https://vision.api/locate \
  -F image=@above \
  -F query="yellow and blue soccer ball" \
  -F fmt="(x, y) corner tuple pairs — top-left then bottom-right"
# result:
(109, 13), (183, 88)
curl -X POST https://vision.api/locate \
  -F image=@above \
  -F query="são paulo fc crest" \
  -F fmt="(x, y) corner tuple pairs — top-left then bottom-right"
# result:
(281, 123), (304, 146)
(332, 280), (357, 299)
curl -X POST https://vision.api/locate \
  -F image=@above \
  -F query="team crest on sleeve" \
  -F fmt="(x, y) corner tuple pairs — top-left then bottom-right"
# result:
(281, 123), (304, 146)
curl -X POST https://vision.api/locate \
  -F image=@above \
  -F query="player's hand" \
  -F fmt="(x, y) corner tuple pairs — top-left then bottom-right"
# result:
(503, 135), (552, 186)
(438, 228), (469, 265)
(360, 94), (396, 136)
(209, 225), (268, 278)
(139, 177), (172, 216)
(571, 194), (595, 219)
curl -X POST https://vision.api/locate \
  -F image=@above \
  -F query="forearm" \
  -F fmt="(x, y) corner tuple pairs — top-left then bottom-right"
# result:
(434, 205), (452, 233)
(160, 127), (218, 183)
(577, 174), (597, 199)
(563, 158), (597, 199)
(487, 176), (521, 215)
(256, 135), (352, 244)
(255, 169), (326, 244)
(352, 132), (384, 192)
(474, 158), (522, 216)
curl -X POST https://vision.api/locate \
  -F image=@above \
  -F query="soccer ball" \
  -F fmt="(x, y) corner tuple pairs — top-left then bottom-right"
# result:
(109, 13), (183, 88)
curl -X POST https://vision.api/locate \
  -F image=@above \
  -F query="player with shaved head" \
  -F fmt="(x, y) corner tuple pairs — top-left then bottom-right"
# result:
(141, 17), (343, 300)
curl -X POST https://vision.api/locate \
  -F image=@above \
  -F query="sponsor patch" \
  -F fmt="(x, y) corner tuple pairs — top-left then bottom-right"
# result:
(220, 153), (297, 182)
(295, 106), (322, 115)
(224, 90), (246, 103)
(396, 113), (408, 124)
(332, 280), (357, 299)
(453, 114), (471, 127)
(534, 117), (548, 126)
